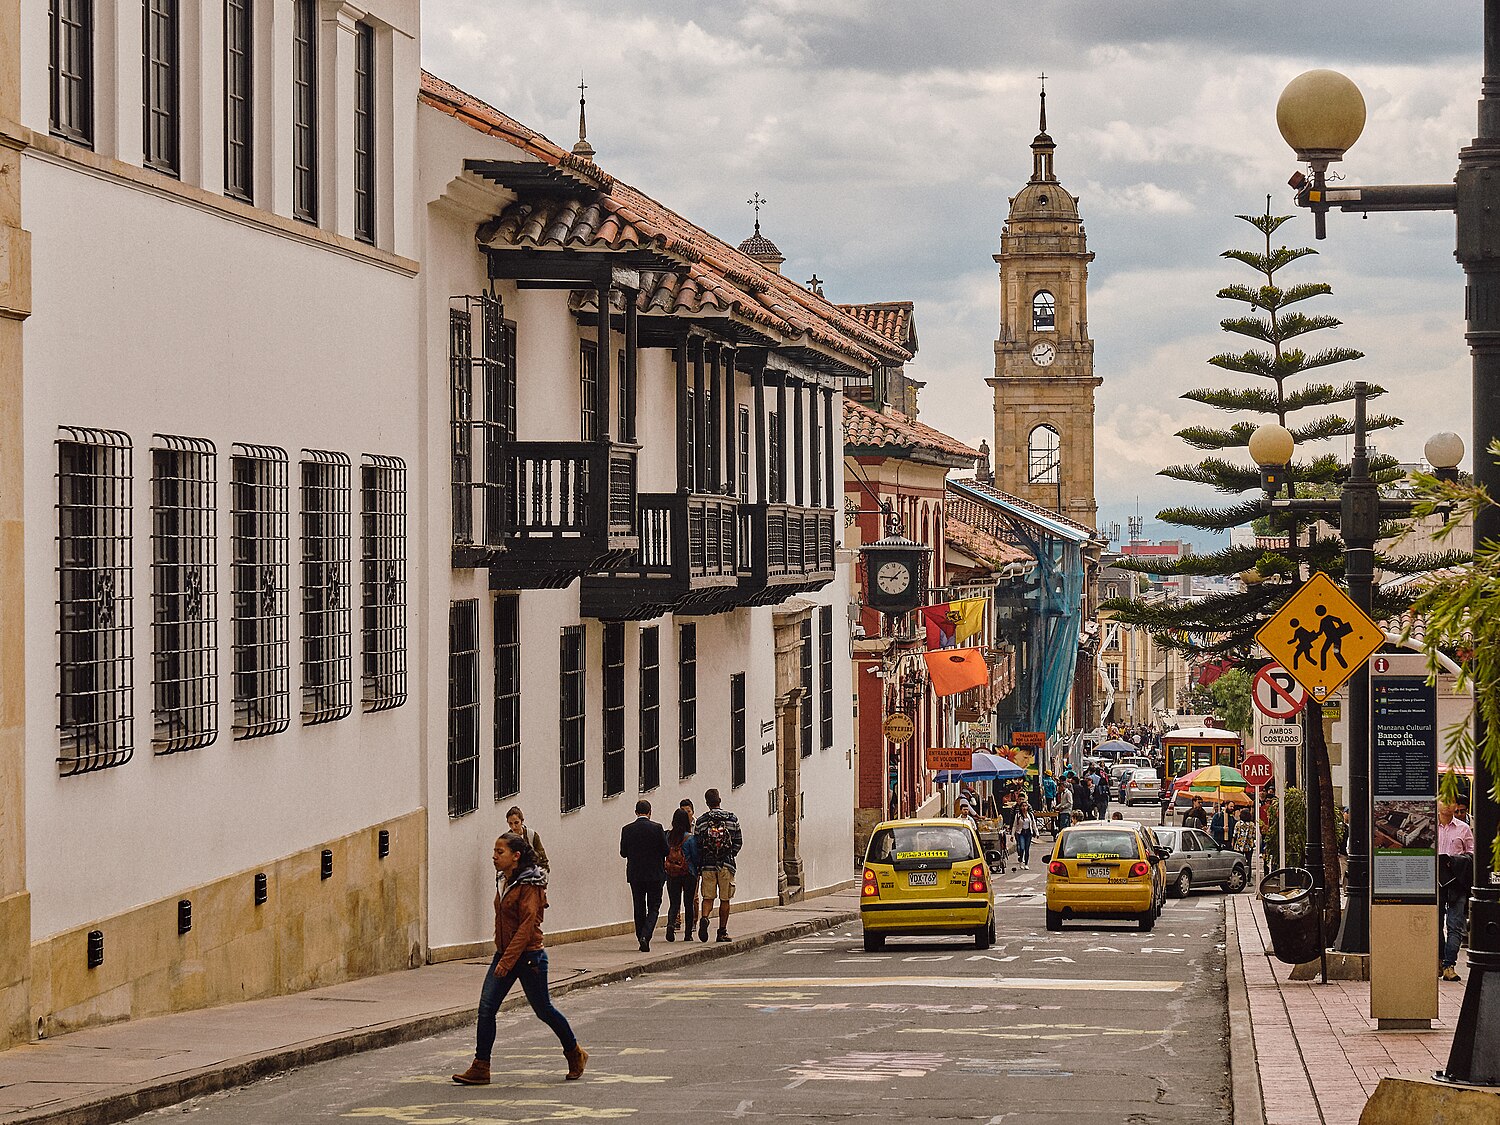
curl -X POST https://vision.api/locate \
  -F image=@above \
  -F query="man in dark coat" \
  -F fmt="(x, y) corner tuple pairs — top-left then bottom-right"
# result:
(620, 799), (669, 952)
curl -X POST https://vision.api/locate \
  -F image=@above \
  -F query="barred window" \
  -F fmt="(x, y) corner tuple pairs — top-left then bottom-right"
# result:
(493, 594), (520, 800)
(678, 623), (697, 778)
(448, 600), (480, 818)
(603, 623), (625, 798)
(56, 427), (133, 774)
(560, 626), (586, 812)
(450, 306), (473, 543)
(301, 451), (351, 724)
(451, 296), (515, 548)
(291, 0), (317, 222)
(819, 604), (834, 750)
(730, 672), (746, 789)
(809, 401), (821, 505)
(142, 0), (179, 175)
(151, 436), (217, 754)
(737, 407), (750, 498)
(231, 444), (289, 740)
(799, 617), (813, 758)
(360, 455), (406, 711)
(223, 0), (253, 202)
(638, 625), (659, 793)
(580, 343), (599, 442)
(617, 349), (635, 443)
(768, 411), (782, 503)
(49, 0), (94, 145)
(353, 21), (375, 244)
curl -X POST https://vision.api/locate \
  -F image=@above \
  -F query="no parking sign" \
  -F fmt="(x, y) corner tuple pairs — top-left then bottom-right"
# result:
(1252, 664), (1308, 720)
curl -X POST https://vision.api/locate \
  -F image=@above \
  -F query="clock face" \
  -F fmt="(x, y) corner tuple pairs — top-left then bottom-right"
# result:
(876, 561), (912, 595)
(1030, 342), (1057, 367)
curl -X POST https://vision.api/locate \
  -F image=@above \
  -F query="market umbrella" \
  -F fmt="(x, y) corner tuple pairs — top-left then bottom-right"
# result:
(1174, 764), (1253, 807)
(1094, 739), (1138, 759)
(934, 752), (1026, 784)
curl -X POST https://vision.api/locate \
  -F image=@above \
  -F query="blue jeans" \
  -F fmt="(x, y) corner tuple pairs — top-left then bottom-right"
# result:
(475, 949), (575, 1061)
(1015, 830), (1032, 865)
(1440, 893), (1469, 969)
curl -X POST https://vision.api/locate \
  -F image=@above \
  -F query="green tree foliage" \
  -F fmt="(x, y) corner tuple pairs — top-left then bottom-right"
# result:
(1209, 668), (1253, 737)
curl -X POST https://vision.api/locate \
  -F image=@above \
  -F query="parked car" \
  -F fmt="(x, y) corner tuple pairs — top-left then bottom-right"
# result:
(860, 819), (997, 952)
(1044, 823), (1168, 932)
(1121, 768), (1161, 806)
(1149, 825), (1249, 897)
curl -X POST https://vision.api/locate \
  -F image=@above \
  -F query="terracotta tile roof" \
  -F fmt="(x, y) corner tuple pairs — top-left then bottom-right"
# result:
(420, 72), (912, 372)
(843, 399), (980, 465)
(945, 515), (1033, 571)
(838, 302), (915, 350)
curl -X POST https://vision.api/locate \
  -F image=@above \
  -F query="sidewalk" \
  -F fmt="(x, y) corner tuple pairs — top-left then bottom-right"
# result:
(1225, 893), (1467, 1125)
(0, 889), (858, 1125)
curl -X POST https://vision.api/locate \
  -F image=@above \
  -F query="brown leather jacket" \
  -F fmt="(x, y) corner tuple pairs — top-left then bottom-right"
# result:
(494, 878), (547, 976)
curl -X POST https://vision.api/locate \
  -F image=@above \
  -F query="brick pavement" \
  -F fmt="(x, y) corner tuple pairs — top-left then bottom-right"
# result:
(1228, 894), (1465, 1125)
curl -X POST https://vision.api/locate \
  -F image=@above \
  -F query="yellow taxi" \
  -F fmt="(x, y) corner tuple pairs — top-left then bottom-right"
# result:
(860, 818), (996, 952)
(1044, 821), (1168, 932)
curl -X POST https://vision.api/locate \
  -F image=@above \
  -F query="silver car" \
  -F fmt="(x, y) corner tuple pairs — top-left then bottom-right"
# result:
(1149, 825), (1248, 897)
(1120, 768), (1161, 806)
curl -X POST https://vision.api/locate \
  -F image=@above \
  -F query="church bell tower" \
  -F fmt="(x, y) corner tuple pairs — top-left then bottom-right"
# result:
(989, 82), (1100, 528)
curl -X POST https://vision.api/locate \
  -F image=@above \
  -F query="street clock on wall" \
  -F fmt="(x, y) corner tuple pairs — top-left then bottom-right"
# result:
(861, 532), (930, 616)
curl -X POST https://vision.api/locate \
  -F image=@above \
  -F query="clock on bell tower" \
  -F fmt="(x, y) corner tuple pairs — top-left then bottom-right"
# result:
(988, 80), (1101, 528)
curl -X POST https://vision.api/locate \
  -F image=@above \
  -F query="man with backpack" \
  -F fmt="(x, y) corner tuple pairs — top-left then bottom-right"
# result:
(694, 788), (743, 943)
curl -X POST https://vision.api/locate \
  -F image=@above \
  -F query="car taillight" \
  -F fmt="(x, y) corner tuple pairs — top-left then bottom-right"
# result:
(1129, 861), (1150, 877)
(861, 868), (879, 898)
(968, 864), (987, 894)
(1048, 860), (1067, 876)
(1129, 781), (1138, 789)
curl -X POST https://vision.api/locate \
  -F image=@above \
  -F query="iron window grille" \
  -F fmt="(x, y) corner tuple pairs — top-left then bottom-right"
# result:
(799, 617), (813, 758)
(685, 391), (697, 492)
(448, 600), (480, 818)
(142, 0), (179, 175)
(223, 0), (253, 202)
(360, 454), (406, 711)
(230, 444), (289, 740)
(580, 342), (599, 442)
(809, 402), (821, 505)
(48, 0), (93, 145)
(617, 349), (635, 443)
(730, 672), (746, 789)
(560, 625), (586, 813)
(603, 622), (625, 798)
(450, 306), (474, 543)
(819, 604), (834, 750)
(291, 0), (317, 223)
(493, 594), (520, 800)
(56, 427), (133, 775)
(678, 623), (697, 779)
(353, 21), (375, 243)
(450, 296), (515, 547)
(768, 411), (783, 503)
(638, 625), (660, 792)
(301, 450), (351, 725)
(151, 436), (217, 754)
(737, 407), (750, 499)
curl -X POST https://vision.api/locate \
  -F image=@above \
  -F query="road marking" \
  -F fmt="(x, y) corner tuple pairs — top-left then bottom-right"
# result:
(782, 1050), (947, 1088)
(652, 975), (1182, 993)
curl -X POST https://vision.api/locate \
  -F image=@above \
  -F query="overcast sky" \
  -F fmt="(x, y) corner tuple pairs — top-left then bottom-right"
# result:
(423, 1), (1479, 549)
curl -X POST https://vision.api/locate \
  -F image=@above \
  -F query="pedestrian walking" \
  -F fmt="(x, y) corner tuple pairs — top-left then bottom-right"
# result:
(1041, 771), (1057, 811)
(505, 806), (550, 871)
(1073, 773), (1093, 822)
(620, 799), (669, 953)
(1231, 807), (1256, 876)
(679, 798), (695, 825)
(694, 788), (743, 943)
(1208, 803), (1232, 848)
(1092, 768), (1111, 820)
(1438, 800), (1476, 981)
(664, 807), (699, 942)
(1055, 774), (1074, 830)
(1182, 796), (1209, 831)
(1014, 799), (1038, 867)
(452, 833), (586, 1086)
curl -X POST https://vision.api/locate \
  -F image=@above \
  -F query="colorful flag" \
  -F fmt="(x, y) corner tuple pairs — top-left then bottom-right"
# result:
(920, 598), (986, 650)
(923, 647), (990, 698)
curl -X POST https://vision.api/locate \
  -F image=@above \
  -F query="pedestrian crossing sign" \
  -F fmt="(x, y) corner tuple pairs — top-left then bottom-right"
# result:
(1255, 572), (1384, 703)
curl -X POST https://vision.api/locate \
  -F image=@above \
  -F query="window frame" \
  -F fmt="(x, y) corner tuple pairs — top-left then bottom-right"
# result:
(360, 454), (407, 712)
(678, 623), (697, 779)
(819, 604), (834, 751)
(1028, 424), (1062, 485)
(447, 600), (480, 818)
(142, 0), (180, 176)
(291, 0), (318, 223)
(493, 593), (520, 800)
(48, 0), (94, 146)
(223, 0), (254, 202)
(560, 625), (586, 812)
(638, 625), (660, 793)
(300, 450), (352, 725)
(230, 444), (290, 740)
(603, 622), (625, 798)
(799, 617), (813, 758)
(353, 20), (375, 243)
(580, 341), (599, 442)
(729, 671), (746, 789)
(449, 306), (474, 543)
(1032, 289), (1056, 332)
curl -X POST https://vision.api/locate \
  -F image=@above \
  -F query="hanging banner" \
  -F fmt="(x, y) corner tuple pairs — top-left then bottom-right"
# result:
(920, 598), (986, 650)
(923, 648), (990, 698)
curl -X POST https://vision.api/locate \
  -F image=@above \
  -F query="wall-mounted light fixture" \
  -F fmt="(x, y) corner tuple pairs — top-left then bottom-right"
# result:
(177, 900), (192, 935)
(254, 872), (268, 906)
(87, 930), (104, 969)
(378, 829), (390, 859)
(321, 849), (333, 880)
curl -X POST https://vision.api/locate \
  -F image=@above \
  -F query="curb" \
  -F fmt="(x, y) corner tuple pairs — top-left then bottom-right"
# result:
(1225, 896), (1266, 1125)
(12, 908), (859, 1125)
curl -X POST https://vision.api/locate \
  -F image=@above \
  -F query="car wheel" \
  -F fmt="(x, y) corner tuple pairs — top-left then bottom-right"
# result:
(1222, 865), (1247, 894)
(1045, 909), (1062, 932)
(862, 931), (885, 952)
(1137, 910), (1155, 932)
(975, 916), (994, 949)
(1173, 869), (1192, 898)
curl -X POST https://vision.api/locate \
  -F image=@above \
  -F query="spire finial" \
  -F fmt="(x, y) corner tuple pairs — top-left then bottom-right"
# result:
(748, 192), (767, 236)
(572, 73), (595, 159)
(1038, 72), (1048, 134)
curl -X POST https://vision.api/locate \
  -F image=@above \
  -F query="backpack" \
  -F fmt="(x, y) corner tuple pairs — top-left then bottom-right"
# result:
(699, 817), (734, 866)
(665, 838), (690, 877)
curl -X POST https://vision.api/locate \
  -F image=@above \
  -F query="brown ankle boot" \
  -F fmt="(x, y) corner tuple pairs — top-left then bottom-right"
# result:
(451, 1059), (491, 1085)
(564, 1045), (589, 1080)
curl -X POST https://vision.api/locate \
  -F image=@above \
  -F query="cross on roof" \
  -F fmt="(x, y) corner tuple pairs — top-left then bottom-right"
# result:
(748, 192), (767, 235)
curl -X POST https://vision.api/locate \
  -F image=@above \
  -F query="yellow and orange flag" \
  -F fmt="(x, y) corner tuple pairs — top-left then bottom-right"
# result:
(920, 598), (986, 650)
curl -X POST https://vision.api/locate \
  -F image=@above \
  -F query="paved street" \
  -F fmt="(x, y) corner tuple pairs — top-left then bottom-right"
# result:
(140, 855), (1230, 1124)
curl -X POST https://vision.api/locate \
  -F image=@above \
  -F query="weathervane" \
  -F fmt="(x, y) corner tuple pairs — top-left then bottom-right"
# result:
(748, 192), (767, 236)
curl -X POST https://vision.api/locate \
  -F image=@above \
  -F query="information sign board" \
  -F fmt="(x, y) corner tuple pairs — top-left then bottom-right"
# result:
(926, 748), (973, 771)
(883, 713), (915, 743)
(1370, 653), (1438, 905)
(1260, 725), (1302, 746)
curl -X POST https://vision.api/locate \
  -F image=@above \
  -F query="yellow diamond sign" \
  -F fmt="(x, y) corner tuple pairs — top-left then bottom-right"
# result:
(1255, 572), (1384, 703)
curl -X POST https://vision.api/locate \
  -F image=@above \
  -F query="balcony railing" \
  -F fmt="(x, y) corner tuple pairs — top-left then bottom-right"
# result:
(737, 503), (838, 606)
(581, 492), (742, 619)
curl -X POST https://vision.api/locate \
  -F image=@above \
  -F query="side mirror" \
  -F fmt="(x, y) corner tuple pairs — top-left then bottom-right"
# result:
(1155, 847), (1172, 861)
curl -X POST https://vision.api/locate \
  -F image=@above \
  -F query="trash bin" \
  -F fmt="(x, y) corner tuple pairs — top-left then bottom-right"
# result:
(1259, 867), (1321, 966)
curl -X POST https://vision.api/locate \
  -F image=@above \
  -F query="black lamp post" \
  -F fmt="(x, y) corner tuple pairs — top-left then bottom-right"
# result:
(1275, 6), (1500, 1083)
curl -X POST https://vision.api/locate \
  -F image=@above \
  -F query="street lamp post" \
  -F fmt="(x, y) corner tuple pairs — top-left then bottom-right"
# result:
(1276, 6), (1500, 1083)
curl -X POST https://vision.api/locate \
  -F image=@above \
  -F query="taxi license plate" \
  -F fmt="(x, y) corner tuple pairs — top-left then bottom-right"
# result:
(1086, 865), (1111, 879)
(907, 872), (938, 886)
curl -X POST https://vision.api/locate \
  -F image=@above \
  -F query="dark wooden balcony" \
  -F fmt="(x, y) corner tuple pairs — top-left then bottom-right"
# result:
(454, 442), (639, 589)
(737, 503), (838, 606)
(580, 493), (743, 620)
